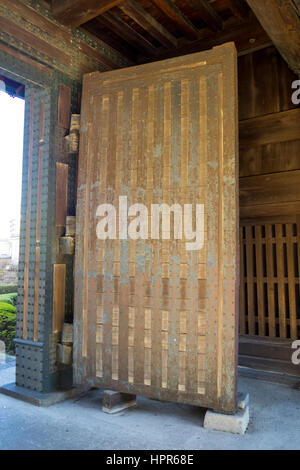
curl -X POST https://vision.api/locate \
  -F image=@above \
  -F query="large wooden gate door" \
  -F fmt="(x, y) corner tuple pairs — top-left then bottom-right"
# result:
(74, 43), (238, 413)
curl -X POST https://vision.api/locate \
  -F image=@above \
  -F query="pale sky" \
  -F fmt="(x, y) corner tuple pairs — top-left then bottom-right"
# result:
(0, 90), (25, 239)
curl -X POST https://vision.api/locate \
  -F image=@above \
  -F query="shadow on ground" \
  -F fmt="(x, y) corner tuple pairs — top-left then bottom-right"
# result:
(0, 362), (300, 450)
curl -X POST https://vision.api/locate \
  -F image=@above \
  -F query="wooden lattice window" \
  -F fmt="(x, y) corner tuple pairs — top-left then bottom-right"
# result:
(239, 216), (300, 340)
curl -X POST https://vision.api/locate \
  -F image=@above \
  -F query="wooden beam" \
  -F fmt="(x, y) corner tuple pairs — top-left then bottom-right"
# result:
(82, 20), (136, 63)
(239, 335), (300, 377)
(227, 0), (250, 20)
(0, 14), (71, 67)
(246, 0), (300, 74)
(52, 0), (122, 28)
(152, 0), (201, 40)
(190, 0), (223, 31)
(292, 0), (300, 15)
(53, 264), (66, 334)
(145, 17), (270, 62)
(56, 162), (69, 227)
(98, 11), (158, 57)
(240, 170), (300, 218)
(77, 37), (124, 69)
(119, 0), (177, 48)
(239, 108), (300, 149)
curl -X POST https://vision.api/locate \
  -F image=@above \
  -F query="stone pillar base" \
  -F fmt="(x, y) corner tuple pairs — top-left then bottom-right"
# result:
(204, 393), (250, 434)
(102, 390), (136, 414)
(0, 382), (83, 407)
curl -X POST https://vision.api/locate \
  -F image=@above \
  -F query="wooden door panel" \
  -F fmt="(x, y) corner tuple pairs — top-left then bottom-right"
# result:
(74, 43), (238, 413)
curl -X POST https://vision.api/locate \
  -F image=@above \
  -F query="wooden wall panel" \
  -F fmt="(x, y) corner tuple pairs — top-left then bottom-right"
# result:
(239, 46), (300, 220)
(58, 84), (71, 129)
(239, 336), (300, 377)
(239, 216), (300, 340)
(74, 44), (238, 413)
(238, 45), (300, 355)
(240, 109), (300, 149)
(56, 162), (68, 228)
(239, 46), (300, 181)
(238, 45), (298, 121)
(240, 170), (300, 218)
(239, 139), (300, 178)
(0, 0), (130, 79)
(53, 264), (66, 334)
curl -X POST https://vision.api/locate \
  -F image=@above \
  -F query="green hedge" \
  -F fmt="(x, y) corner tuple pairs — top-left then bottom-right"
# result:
(0, 302), (16, 313)
(0, 293), (17, 306)
(0, 302), (16, 354)
(0, 285), (17, 295)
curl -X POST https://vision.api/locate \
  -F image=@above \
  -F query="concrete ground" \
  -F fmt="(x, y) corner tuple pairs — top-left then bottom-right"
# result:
(0, 359), (300, 450)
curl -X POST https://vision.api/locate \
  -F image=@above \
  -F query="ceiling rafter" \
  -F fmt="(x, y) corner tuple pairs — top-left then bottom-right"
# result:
(96, 11), (158, 57)
(49, 0), (275, 67)
(52, 0), (122, 28)
(227, 0), (250, 20)
(246, 0), (300, 75)
(151, 0), (201, 40)
(190, 0), (223, 32)
(119, 0), (178, 48)
(82, 18), (136, 63)
(140, 16), (271, 62)
(291, 0), (300, 15)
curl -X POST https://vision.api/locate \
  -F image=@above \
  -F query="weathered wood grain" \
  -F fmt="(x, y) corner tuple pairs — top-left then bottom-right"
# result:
(56, 163), (69, 228)
(52, 0), (122, 28)
(239, 216), (300, 342)
(53, 264), (66, 334)
(58, 84), (71, 129)
(74, 44), (238, 413)
(120, 0), (178, 47)
(190, 0), (223, 31)
(238, 44), (300, 371)
(22, 89), (35, 341)
(240, 170), (300, 218)
(150, 17), (271, 61)
(152, 0), (201, 40)
(96, 12), (158, 57)
(246, 0), (300, 74)
(240, 109), (300, 149)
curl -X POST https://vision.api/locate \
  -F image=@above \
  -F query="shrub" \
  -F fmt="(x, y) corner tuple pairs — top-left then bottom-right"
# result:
(0, 295), (13, 305)
(0, 285), (17, 295)
(0, 304), (16, 354)
(0, 302), (16, 313)
(0, 293), (17, 306)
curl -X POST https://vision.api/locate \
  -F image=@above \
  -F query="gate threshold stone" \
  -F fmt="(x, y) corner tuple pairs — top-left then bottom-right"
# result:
(204, 393), (250, 434)
(102, 390), (137, 414)
(0, 382), (83, 407)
